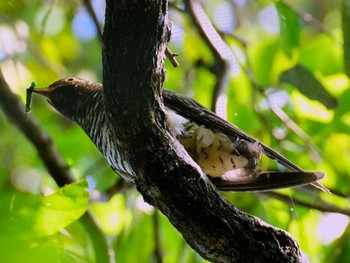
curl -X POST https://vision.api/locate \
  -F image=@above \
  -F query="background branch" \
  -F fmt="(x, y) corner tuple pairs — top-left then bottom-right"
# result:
(153, 210), (163, 263)
(83, 0), (103, 43)
(186, 0), (230, 115)
(0, 69), (110, 262)
(0, 69), (72, 187)
(262, 192), (350, 217)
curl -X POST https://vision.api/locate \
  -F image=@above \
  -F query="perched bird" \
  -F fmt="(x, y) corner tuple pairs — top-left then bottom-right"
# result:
(32, 77), (325, 191)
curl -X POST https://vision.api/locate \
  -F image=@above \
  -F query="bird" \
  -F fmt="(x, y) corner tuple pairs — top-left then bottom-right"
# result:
(31, 77), (326, 192)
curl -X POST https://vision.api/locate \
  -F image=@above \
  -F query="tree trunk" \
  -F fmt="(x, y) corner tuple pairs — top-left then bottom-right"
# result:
(102, 1), (307, 262)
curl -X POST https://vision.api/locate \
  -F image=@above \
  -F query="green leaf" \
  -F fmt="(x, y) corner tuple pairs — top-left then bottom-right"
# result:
(279, 65), (338, 109)
(250, 38), (279, 86)
(0, 221), (95, 263)
(276, 2), (301, 58)
(342, 0), (350, 77)
(299, 34), (342, 75)
(114, 214), (154, 263)
(0, 180), (89, 238)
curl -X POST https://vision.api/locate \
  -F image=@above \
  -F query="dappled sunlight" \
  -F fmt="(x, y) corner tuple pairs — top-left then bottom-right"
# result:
(317, 213), (349, 245)
(292, 92), (334, 123)
(0, 0), (349, 261)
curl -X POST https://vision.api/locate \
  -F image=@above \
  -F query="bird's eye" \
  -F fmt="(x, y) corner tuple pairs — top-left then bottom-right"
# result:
(66, 77), (75, 82)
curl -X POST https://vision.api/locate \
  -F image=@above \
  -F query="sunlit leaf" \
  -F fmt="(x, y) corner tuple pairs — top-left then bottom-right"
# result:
(291, 92), (334, 123)
(250, 38), (279, 85)
(276, 2), (301, 57)
(0, 180), (89, 238)
(279, 64), (338, 109)
(90, 194), (132, 235)
(299, 34), (342, 74)
(0, 221), (94, 263)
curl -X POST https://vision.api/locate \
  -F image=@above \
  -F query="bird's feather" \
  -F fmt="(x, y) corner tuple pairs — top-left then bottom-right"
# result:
(163, 89), (326, 191)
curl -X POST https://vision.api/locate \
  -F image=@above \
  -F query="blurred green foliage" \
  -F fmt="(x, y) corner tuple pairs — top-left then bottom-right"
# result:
(0, 0), (350, 262)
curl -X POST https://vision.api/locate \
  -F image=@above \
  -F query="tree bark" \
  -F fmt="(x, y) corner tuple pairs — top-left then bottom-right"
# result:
(102, 1), (307, 262)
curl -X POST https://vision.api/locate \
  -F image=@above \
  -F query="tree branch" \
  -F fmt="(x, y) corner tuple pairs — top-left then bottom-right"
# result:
(186, 0), (230, 115)
(0, 69), (73, 187)
(0, 69), (111, 262)
(262, 191), (350, 217)
(153, 210), (163, 263)
(83, 0), (103, 43)
(102, 1), (307, 262)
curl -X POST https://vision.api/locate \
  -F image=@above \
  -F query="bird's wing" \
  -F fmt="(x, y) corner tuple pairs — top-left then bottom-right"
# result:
(164, 90), (302, 171)
(163, 89), (326, 191)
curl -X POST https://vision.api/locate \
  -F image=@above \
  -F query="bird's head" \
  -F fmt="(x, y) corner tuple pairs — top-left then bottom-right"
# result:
(33, 77), (102, 120)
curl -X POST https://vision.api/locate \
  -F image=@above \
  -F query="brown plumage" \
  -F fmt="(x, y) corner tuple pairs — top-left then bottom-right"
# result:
(32, 77), (326, 191)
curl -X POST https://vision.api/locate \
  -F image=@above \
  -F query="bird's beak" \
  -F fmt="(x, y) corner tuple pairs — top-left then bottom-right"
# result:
(32, 87), (52, 100)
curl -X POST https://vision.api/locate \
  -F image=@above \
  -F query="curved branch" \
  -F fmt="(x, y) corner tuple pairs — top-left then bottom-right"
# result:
(83, 0), (103, 43)
(186, 0), (230, 114)
(102, 1), (307, 262)
(0, 69), (72, 187)
(263, 191), (350, 217)
(0, 69), (111, 262)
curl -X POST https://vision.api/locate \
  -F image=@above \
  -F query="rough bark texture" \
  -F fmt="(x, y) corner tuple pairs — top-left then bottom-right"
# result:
(102, 1), (307, 262)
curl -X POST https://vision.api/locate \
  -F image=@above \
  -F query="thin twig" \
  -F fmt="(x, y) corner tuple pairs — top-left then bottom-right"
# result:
(83, 0), (103, 43)
(153, 209), (163, 263)
(262, 191), (350, 217)
(280, 0), (342, 45)
(40, 0), (55, 36)
(269, 105), (322, 163)
(218, 29), (248, 48)
(165, 47), (179, 67)
(186, 0), (230, 115)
